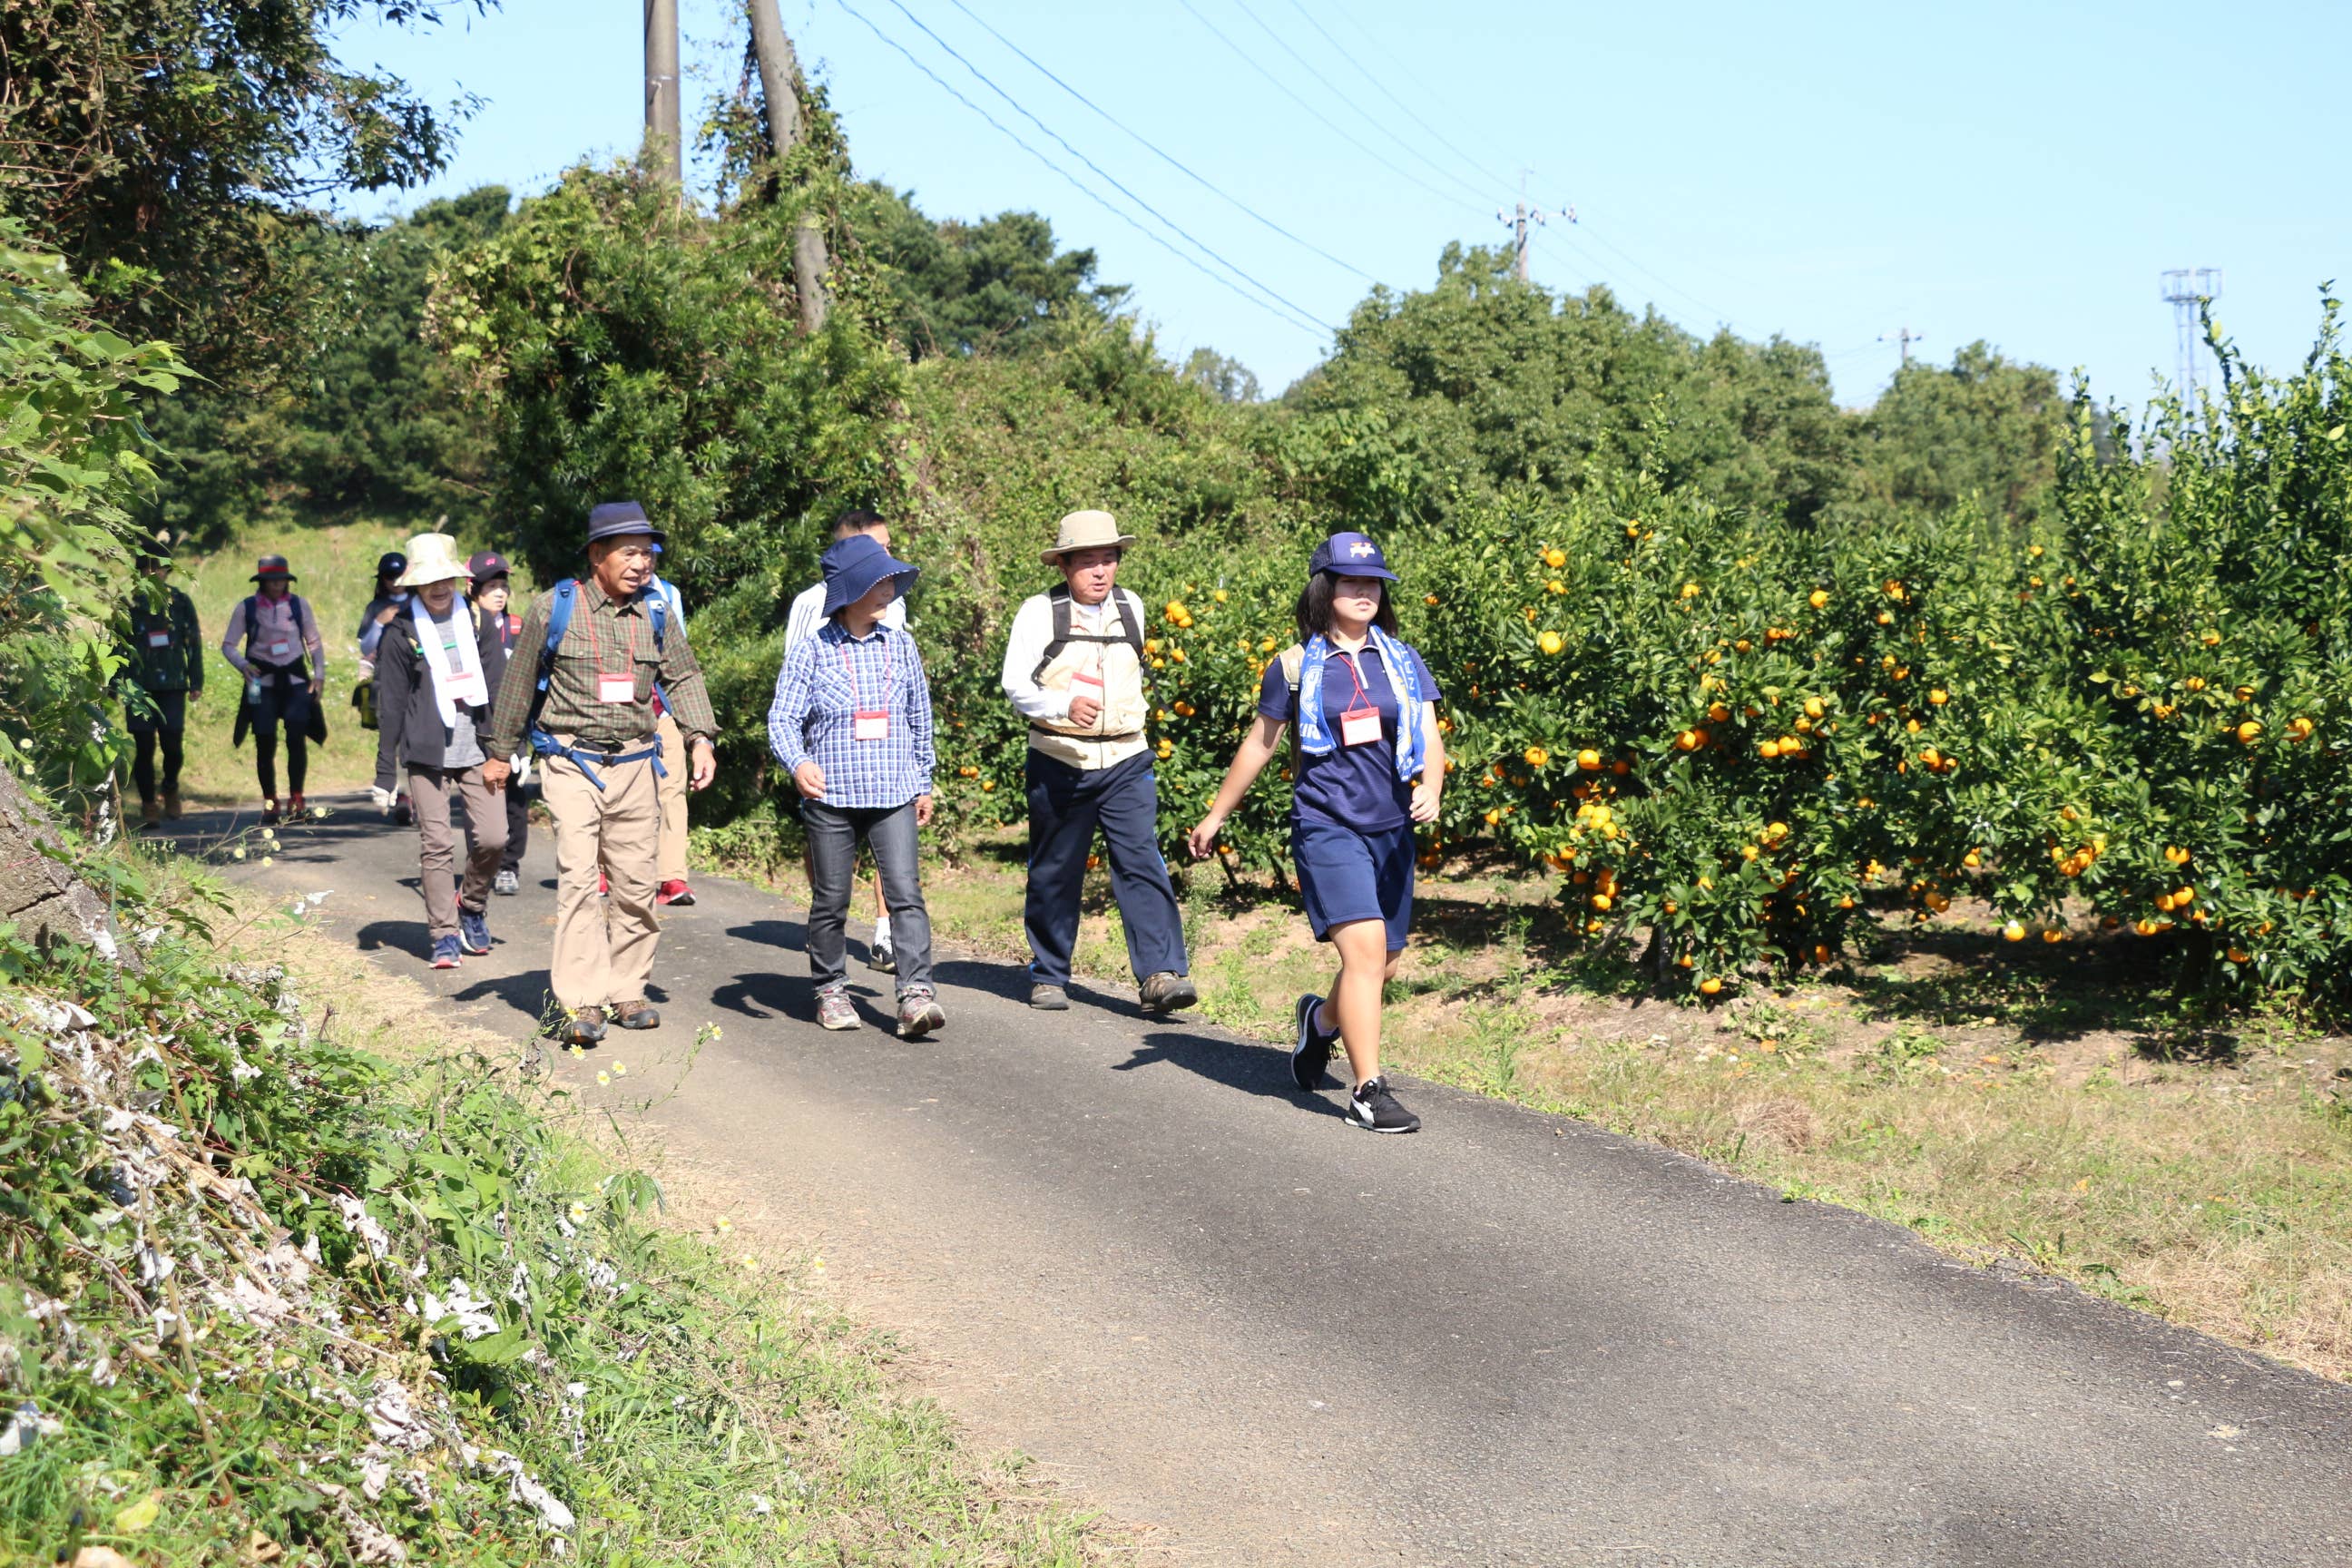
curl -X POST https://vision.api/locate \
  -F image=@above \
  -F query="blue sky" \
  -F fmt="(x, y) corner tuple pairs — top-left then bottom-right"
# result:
(334, 0), (2346, 407)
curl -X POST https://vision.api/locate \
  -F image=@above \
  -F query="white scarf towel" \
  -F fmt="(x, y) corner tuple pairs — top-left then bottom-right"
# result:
(413, 600), (488, 729)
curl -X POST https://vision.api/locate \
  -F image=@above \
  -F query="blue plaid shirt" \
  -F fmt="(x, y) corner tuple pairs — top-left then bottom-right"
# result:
(767, 619), (936, 808)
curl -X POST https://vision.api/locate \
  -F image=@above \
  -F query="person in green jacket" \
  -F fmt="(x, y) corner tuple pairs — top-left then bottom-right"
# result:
(118, 550), (204, 826)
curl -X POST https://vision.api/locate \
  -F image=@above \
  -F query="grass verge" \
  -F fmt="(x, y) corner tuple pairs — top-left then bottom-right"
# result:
(701, 813), (2352, 1383)
(0, 839), (1102, 1565)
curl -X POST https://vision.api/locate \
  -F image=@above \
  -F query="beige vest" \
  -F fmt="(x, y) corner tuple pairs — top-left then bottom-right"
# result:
(1027, 588), (1149, 771)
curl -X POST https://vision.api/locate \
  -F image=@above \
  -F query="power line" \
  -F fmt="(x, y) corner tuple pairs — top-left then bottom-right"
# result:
(830, 0), (1328, 338)
(1276, 0), (1515, 199)
(939, 0), (1381, 286)
(1222, 0), (1492, 208)
(874, 0), (1335, 333)
(1570, 222), (1739, 328)
(1169, 0), (1487, 220)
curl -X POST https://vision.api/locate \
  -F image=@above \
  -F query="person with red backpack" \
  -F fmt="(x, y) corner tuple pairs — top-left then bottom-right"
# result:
(220, 554), (326, 824)
(480, 502), (718, 1048)
(468, 550), (533, 897)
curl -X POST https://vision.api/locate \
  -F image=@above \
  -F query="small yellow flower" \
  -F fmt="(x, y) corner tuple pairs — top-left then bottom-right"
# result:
(232, 848), (249, 861)
(260, 856), (274, 868)
(595, 1070), (611, 1086)
(716, 1217), (733, 1234)
(612, 1062), (627, 1078)
(567, 1044), (584, 1059)
(567, 1201), (587, 1223)
(740, 1253), (757, 1269)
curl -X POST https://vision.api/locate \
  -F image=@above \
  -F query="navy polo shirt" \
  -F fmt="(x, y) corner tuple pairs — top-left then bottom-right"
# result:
(1258, 640), (1442, 832)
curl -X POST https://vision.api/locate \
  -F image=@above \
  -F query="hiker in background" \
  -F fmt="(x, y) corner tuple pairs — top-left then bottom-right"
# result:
(220, 554), (326, 826)
(480, 502), (718, 1048)
(783, 509), (905, 971)
(468, 550), (533, 897)
(358, 549), (413, 825)
(118, 547), (202, 828)
(767, 533), (945, 1040)
(1186, 532), (1444, 1135)
(650, 566), (695, 907)
(1000, 509), (1196, 1015)
(371, 534), (505, 971)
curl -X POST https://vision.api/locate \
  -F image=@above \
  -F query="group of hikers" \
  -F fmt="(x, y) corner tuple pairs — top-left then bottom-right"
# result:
(119, 505), (1444, 1134)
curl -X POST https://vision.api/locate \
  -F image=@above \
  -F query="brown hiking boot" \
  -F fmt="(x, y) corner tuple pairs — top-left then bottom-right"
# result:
(162, 789), (183, 820)
(557, 1006), (606, 1047)
(140, 798), (162, 828)
(610, 999), (661, 1031)
(1139, 971), (1199, 1014)
(1029, 983), (1070, 1011)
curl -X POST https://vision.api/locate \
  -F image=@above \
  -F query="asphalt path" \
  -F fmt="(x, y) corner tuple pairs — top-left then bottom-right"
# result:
(183, 795), (2352, 1566)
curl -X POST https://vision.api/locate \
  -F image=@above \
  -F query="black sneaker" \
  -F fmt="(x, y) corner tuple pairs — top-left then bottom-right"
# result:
(1348, 1076), (1420, 1134)
(1290, 993), (1335, 1092)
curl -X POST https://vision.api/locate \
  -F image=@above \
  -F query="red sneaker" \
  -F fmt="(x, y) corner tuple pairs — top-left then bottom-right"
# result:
(288, 792), (307, 818)
(656, 879), (695, 907)
(262, 798), (281, 825)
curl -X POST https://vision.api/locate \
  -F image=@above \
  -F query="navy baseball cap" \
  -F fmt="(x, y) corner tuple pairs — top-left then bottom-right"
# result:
(1309, 530), (1398, 583)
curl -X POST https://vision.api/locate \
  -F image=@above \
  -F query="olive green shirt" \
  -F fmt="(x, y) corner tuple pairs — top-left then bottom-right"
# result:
(483, 581), (718, 759)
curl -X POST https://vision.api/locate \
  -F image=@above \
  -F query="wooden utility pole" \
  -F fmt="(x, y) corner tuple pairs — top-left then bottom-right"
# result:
(747, 0), (831, 332)
(643, 0), (681, 188)
(1879, 326), (1925, 366)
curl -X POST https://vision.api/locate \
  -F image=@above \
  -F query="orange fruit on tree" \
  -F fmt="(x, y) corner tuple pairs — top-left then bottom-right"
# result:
(1698, 976), (1723, 995)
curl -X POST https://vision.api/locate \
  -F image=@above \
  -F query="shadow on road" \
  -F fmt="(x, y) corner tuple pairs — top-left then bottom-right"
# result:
(1114, 1027), (1348, 1118)
(355, 918), (431, 963)
(451, 969), (560, 1029)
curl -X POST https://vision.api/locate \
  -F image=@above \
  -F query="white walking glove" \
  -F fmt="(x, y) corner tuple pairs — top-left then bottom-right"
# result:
(370, 785), (396, 812)
(509, 751), (533, 788)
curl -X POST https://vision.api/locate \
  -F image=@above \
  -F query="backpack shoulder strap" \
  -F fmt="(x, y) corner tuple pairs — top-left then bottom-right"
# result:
(646, 584), (667, 651)
(244, 596), (258, 644)
(1111, 589), (1146, 654)
(1279, 643), (1306, 691)
(1033, 586), (1073, 685)
(539, 581), (580, 682)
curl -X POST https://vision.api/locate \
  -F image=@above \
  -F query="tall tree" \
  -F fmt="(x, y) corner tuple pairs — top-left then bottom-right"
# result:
(1845, 341), (2067, 528)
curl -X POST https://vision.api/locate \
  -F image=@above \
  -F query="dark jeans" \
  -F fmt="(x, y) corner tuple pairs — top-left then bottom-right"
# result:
(501, 779), (533, 875)
(1023, 749), (1189, 988)
(126, 692), (186, 804)
(803, 799), (932, 995)
(250, 665), (313, 800)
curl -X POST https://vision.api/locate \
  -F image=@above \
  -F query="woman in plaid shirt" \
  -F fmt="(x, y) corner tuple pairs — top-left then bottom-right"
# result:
(767, 533), (945, 1039)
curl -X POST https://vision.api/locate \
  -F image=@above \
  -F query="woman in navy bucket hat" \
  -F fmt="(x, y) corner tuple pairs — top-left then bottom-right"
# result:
(1187, 530), (1446, 1133)
(766, 533), (947, 1040)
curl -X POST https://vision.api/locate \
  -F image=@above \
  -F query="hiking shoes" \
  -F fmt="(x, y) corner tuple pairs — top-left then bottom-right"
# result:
(162, 789), (183, 821)
(262, 798), (281, 826)
(557, 1006), (606, 1047)
(458, 907), (493, 956)
(1348, 1076), (1421, 1134)
(897, 989), (946, 1041)
(1029, 983), (1070, 1011)
(494, 867), (521, 897)
(817, 988), (860, 1031)
(1139, 971), (1199, 1014)
(1290, 993), (1337, 1092)
(610, 998), (661, 1031)
(430, 934), (463, 970)
(656, 879), (695, 907)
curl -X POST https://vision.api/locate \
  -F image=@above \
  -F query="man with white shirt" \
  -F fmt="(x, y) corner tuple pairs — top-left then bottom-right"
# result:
(784, 509), (905, 970)
(1001, 509), (1195, 1014)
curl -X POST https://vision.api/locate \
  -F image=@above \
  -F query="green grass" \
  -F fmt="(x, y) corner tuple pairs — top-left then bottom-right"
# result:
(171, 520), (541, 806)
(0, 841), (1102, 1565)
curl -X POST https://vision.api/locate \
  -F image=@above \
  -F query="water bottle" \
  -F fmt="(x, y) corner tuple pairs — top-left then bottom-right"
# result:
(245, 675), (263, 706)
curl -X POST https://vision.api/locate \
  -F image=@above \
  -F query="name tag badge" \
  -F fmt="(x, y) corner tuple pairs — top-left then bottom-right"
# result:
(853, 708), (891, 742)
(444, 670), (488, 706)
(146, 631), (172, 649)
(267, 639), (291, 660)
(1340, 709), (1383, 747)
(597, 672), (635, 704)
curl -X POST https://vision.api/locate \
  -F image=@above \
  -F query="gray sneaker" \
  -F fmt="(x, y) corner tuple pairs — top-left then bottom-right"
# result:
(494, 867), (521, 897)
(897, 989), (946, 1040)
(1030, 983), (1070, 1011)
(816, 988), (859, 1032)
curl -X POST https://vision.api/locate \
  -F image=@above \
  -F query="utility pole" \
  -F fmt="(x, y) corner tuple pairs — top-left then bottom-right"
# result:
(747, 0), (830, 332)
(1879, 326), (1925, 367)
(1496, 200), (1573, 282)
(2160, 268), (2223, 402)
(642, 0), (681, 190)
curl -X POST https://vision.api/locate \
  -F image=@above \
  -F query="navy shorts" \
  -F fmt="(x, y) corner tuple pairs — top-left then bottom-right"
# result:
(1292, 816), (1416, 952)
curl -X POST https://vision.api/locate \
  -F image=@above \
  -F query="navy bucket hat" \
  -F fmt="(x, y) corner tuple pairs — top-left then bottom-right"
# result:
(1309, 530), (1399, 583)
(820, 533), (919, 616)
(586, 499), (665, 547)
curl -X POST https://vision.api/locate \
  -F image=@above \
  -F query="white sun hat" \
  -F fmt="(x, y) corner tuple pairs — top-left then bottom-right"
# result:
(393, 533), (474, 590)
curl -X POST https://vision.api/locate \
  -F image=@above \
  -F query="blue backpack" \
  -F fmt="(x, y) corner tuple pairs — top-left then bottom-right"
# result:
(525, 577), (671, 783)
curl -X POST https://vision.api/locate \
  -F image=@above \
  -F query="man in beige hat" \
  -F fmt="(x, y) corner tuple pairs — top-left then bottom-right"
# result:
(999, 509), (1196, 1013)
(371, 534), (507, 972)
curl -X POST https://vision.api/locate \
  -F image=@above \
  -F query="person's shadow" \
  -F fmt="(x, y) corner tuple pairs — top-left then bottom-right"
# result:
(355, 919), (430, 963)
(1112, 1027), (1349, 1118)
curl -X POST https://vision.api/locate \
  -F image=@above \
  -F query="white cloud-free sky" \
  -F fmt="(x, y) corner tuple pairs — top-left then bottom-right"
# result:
(334, 0), (2347, 407)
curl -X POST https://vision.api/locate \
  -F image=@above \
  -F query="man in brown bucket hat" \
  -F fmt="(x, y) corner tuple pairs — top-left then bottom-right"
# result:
(999, 509), (1195, 1014)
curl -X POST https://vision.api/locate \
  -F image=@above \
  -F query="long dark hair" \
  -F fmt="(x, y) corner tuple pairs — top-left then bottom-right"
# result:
(1295, 571), (1399, 641)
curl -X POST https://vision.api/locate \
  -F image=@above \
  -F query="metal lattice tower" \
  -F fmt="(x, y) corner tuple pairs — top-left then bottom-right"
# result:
(2160, 268), (2223, 400)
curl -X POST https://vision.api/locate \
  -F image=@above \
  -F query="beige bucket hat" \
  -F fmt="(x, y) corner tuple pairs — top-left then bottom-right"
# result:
(1040, 508), (1137, 565)
(394, 533), (474, 590)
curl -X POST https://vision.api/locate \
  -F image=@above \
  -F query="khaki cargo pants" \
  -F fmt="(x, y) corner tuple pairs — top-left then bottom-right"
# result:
(538, 740), (663, 1012)
(656, 710), (690, 885)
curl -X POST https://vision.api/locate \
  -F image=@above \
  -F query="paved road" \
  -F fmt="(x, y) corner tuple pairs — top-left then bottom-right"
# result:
(190, 796), (2352, 1566)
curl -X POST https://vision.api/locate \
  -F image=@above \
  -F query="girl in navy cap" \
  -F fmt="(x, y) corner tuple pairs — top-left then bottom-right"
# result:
(1187, 530), (1445, 1132)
